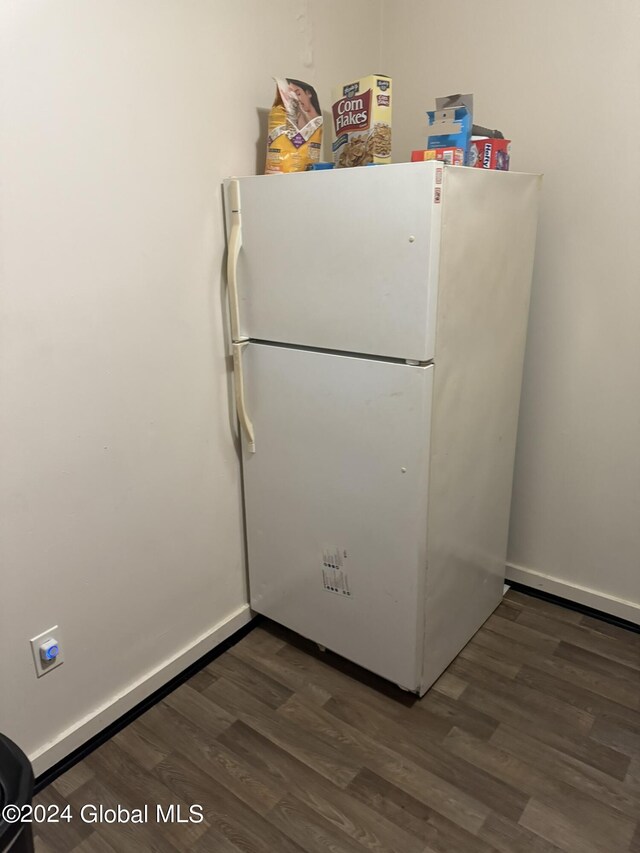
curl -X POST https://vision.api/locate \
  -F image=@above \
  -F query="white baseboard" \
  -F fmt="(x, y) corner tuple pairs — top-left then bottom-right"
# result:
(31, 604), (253, 776)
(505, 563), (640, 626)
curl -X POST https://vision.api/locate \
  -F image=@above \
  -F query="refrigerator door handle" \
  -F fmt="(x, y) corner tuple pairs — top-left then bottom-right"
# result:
(232, 341), (256, 453)
(227, 179), (244, 344)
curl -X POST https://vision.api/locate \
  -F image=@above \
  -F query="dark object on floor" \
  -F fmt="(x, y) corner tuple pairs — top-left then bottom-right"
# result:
(0, 733), (35, 853)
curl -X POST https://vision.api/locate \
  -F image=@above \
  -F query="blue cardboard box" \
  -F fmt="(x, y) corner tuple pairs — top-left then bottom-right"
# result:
(427, 105), (472, 164)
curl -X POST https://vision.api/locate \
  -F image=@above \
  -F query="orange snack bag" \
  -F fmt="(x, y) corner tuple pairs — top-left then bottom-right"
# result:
(265, 78), (323, 174)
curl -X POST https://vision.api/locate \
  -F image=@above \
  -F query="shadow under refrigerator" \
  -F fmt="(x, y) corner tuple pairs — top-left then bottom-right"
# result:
(224, 162), (541, 694)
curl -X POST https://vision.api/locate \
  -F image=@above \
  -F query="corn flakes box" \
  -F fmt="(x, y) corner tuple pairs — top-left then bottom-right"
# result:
(331, 75), (392, 168)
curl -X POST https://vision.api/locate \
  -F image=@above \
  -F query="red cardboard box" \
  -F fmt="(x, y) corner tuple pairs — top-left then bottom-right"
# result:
(468, 138), (511, 170)
(411, 146), (464, 165)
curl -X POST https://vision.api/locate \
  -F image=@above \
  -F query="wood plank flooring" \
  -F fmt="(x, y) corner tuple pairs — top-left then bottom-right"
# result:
(34, 591), (640, 853)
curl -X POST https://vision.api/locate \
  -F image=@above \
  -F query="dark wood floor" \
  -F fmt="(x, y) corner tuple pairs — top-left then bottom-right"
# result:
(34, 590), (640, 853)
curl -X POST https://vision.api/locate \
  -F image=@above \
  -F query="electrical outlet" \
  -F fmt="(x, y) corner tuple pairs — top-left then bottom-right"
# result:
(30, 626), (64, 678)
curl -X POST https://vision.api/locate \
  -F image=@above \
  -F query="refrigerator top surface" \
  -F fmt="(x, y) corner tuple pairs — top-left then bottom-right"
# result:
(227, 161), (541, 183)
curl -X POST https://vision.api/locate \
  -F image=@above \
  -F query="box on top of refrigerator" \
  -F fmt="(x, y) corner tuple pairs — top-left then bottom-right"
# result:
(468, 138), (511, 170)
(411, 147), (464, 165)
(331, 75), (392, 167)
(427, 105), (472, 161)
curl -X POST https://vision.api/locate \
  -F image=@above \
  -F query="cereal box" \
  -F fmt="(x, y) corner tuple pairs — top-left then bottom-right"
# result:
(331, 75), (392, 168)
(427, 105), (472, 163)
(468, 138), (511, 171)
(411, 147), (464, 165)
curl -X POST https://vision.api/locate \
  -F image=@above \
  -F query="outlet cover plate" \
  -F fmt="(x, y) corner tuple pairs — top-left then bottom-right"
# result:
(30, 626), (64, 678)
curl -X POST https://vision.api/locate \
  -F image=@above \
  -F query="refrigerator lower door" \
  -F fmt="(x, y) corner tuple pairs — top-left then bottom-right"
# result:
(241, 342), (433, 691)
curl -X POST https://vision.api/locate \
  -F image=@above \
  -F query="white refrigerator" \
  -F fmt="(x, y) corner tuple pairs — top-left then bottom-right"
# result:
(224, 162), (541, 694)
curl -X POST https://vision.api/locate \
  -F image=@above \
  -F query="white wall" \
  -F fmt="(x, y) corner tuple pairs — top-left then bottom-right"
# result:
(381, 0), (640, 622)
(0, 0), (382, 772)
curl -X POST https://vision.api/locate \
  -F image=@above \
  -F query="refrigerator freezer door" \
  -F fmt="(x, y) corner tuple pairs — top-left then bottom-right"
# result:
(224, 163), (441, 362)
(241, 342), (433, 691)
